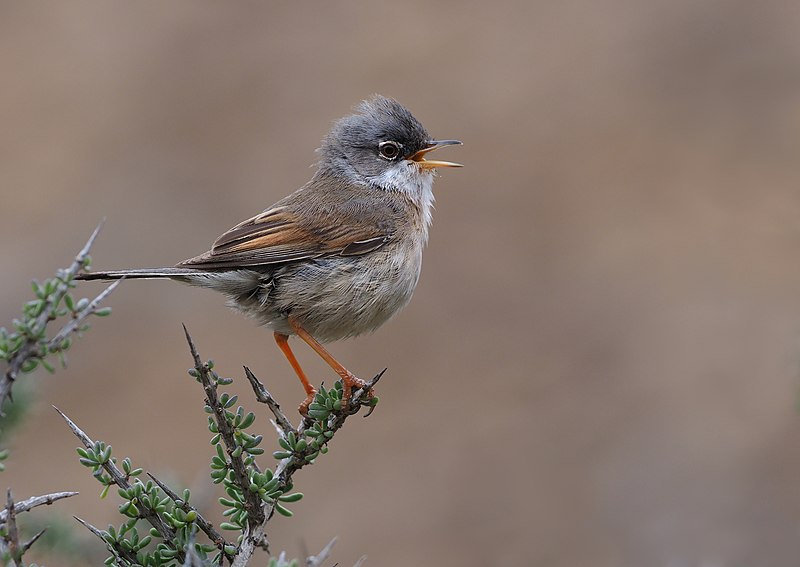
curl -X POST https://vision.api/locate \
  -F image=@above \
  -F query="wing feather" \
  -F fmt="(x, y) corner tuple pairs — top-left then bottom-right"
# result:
(178, 198), (393, 269)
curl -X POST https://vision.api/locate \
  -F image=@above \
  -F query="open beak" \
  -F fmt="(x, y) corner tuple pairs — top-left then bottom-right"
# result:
(410, 139), (463, 169)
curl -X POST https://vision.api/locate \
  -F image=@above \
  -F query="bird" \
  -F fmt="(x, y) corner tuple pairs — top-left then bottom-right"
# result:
(77, 95), (462, 415)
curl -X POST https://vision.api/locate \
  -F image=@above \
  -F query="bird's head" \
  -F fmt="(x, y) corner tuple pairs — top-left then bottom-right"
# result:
(318, 95), (462, 191)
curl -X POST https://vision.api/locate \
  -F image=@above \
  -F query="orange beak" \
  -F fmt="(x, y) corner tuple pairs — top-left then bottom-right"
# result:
(410, 139), (463, 169)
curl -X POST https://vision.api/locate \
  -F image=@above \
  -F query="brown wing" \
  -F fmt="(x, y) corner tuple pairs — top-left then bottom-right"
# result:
(178, 204), (391, 269)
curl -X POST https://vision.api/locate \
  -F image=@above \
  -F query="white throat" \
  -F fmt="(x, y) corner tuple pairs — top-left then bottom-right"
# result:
(369, 162), (436, 242)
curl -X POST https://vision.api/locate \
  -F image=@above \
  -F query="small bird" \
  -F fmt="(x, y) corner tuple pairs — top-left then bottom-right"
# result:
(77, 96), (461, 415)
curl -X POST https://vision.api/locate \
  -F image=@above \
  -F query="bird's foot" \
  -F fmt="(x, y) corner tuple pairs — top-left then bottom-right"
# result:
(341, 369), (385, 416)
(341, 372), (369, 411)
(297, 387), (318, 418)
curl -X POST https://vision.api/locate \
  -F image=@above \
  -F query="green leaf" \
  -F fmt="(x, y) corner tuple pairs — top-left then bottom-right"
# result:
(32, 281), (45, 299)
(275, 503), (293, 517)
(307, 409), (330, 420)
(278, 492), (303, 503)
(239, 411), (256, 429)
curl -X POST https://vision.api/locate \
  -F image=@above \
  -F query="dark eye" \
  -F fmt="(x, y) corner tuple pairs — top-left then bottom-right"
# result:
(378, 141), (401, 160)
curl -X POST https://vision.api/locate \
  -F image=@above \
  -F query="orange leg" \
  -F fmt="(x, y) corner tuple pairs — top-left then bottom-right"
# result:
(287, 316), (373, 408)
(274, 332), (317, 415)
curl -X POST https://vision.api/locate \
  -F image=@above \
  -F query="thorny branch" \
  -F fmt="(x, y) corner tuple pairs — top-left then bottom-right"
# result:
(54, 406), (186, 563)
(268, 369), (385, 516)
(52, 321), (380, 566)
(183, 326), (266, 530)
(234, 366), (384, 563)
(45, 279), (121, 352)
(184, 327), (269, 567)
(0, 490), (77, 565)
(147, 472), (232, 553)
(1, 221), (118, 407)
(3, 490), (21, 567)
(74, 515), (140, 565)
(185, 330), (384, 567)
(0, 490), (51, 567)
(243, 366), (294, 437)
(0, 490), (78, 522)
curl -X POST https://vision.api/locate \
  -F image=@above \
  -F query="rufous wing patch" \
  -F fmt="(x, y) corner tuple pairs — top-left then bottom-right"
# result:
(177, 206), (390, 269)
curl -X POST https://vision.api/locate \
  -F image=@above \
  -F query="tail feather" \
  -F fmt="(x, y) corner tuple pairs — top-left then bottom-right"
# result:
(75, 267), (210, 281)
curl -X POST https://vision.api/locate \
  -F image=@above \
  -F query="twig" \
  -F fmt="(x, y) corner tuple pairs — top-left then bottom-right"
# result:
(54, 406), (184, 563)
(231, 523), (266, 567)
(0, 490), (78, 522)
(0, 491), (77, 563)
(1, 221), (108, 406)
(184, 327), (265, 528)
(74, 515), (140, 565)
(4, 490), (21, 567)
(267, 368), (386, 521)
(46, 279), (122, 352)
(306, 537), (337, 567)
(243, 366), (294, 436)
(183, 326), (267, 567)
(147, 472), (232, 557)
(243, 362), (386, 520)
(182, 528), (205, 567)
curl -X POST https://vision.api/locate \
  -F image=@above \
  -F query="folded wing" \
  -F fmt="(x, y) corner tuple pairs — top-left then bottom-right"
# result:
(178, 205), (391, 269)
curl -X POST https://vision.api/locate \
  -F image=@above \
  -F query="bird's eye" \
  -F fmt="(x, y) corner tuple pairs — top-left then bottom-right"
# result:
(378, 141), (401, 160)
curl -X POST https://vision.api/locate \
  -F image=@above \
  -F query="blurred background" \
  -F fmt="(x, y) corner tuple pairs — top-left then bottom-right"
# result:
(2, 1), (800, 565)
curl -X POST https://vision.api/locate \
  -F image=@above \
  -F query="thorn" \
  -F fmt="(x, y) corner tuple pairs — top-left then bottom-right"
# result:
(361, 368), (386, 418)
(21, 528), (46, 554)
(368, 368), (387, 389)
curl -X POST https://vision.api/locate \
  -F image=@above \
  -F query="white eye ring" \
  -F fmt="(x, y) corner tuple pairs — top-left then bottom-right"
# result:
(378, 141), (402, 161)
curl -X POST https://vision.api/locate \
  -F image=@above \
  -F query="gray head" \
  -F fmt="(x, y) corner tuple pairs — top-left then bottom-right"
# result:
(317, 95), (461, 190)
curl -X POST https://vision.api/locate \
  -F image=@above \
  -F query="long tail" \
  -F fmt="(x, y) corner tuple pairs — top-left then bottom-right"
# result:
(75, 267), (211, 281)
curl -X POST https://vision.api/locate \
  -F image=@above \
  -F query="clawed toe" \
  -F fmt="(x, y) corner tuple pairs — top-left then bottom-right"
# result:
(297, 388), (317, 417)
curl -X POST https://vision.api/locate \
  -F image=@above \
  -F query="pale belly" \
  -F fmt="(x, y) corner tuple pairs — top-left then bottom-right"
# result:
(224, 242), (424, 343)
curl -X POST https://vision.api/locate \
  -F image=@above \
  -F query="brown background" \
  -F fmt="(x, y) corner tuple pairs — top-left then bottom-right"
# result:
(3, 1), (800, 566)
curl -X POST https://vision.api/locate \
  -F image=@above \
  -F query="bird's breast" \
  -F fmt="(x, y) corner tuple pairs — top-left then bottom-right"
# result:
(262, 237), (423, 342)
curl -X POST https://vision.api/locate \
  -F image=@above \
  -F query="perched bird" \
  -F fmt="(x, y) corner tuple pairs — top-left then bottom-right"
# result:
(77, 96), (462, 414)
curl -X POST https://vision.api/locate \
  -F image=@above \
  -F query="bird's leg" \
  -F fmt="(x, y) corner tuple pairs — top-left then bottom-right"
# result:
(288, 316), (374, 409)
(274, 332), (317, 416)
